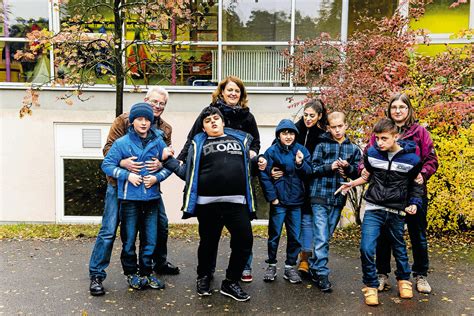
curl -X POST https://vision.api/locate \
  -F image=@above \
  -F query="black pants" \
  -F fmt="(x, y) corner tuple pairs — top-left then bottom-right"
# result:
(196, 203), (253, 281)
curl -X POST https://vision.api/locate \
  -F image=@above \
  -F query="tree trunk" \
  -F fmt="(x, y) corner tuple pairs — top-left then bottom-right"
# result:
(114, 0), (124, 117)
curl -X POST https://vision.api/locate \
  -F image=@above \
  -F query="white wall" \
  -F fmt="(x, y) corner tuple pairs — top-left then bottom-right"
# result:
(0, 88), (304, 223)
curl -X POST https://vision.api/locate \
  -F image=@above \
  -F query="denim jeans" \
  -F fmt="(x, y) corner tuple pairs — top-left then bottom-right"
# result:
(360, 209), (411, 288)
(152, 197), (169, 268)
(300, 213), (314, 252)
(243, 253), (253, 271)
(267, 205), (301, 266)
(120, 200), (158, 276)
(89, 183), (119, 280)
(308, 204), (342, 276)
(376, 198), (429, 277)
(196, 203), (253, 281)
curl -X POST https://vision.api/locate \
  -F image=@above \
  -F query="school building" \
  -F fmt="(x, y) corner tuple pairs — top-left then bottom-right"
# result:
(1, 0), (472, 223)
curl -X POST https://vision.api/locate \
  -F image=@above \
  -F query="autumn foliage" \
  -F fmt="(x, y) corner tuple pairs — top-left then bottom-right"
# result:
(284, 0), (473, 232)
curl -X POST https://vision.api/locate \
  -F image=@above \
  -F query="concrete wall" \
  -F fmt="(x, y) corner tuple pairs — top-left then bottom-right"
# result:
(0, 88), (303, 223)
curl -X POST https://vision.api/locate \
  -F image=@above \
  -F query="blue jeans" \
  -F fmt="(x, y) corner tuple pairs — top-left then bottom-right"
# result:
(89, 184), (119, 280)
(300, 213), (313, 252)
(376, 198), (429, 277)
(267, 205), (301, 266)
(120, 200), (158, 276)
(309, 204), (342, 276)
(153, 198), (169, 268)
(360, 209), (411, 288)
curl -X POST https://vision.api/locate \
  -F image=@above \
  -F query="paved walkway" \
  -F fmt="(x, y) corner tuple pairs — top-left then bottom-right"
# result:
(1, 237), (472, 315)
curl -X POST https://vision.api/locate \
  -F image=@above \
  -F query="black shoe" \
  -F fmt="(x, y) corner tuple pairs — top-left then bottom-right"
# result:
(317, 275), (332, 292)
(154, 261), (180, 275)
(90, 277), (105, 296)
(220, 280), (250, 302)
(196, 275), (212, 296)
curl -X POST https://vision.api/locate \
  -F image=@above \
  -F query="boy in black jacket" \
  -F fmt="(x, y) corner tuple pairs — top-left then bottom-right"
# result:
(336, 118), (423, 306)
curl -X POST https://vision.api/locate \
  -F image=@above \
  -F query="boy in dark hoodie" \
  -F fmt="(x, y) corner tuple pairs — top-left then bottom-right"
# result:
(309, 112), (361, 292)
(336, 118), (423, 306)
(259, 119), (312, 284)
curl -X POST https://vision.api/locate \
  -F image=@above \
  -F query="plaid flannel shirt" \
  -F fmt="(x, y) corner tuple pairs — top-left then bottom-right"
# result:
(309, 133), (361, 207)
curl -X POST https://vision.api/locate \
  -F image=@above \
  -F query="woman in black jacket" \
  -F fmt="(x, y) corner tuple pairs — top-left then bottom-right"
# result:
(177, 76), (260, 161)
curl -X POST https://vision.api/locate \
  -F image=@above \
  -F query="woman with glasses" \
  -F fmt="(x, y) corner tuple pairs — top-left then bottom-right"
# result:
(360, 93), (438, 294)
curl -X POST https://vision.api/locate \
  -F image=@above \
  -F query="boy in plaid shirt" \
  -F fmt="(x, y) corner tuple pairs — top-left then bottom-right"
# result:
(308, 112), (361, 291)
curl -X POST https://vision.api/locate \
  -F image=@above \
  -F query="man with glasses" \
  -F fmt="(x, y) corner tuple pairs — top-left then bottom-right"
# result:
(89, 86), (179, 296)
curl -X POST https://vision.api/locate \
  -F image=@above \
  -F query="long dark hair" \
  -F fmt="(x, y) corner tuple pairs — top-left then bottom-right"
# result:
(387, 93), (416, 127)
(303, 98), (328, 130)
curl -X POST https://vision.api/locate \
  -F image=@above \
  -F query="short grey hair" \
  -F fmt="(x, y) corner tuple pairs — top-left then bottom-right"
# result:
(146, 86), (169, 102)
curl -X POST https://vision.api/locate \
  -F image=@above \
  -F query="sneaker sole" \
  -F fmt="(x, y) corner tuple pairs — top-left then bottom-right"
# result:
(220, 290), (250, 302)
(90, 290), (105, 296)
(197, 291), (212, 296)
(283, 275), (302, 284)
(263, 276), (276, 282)
(241, 278), (253, 283)
(149, 284), (165, 290)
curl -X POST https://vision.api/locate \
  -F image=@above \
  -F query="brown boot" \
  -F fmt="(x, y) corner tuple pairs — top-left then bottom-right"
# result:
(297, 252), (310, 274)
(362, 287), (379, 306)
(398, 280), (413, 299)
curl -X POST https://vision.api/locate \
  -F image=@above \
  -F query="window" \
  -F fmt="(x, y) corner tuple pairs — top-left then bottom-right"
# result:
(222, 0), (291, 41)
(1, 0), (473, 87)
(64, 159), (107, 217)
(295, 0), (342, 40)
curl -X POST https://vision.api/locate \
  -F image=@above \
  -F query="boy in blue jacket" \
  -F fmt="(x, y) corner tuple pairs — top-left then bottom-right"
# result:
(309, 112), (361, 292)
(101, 103), (171, 291)
(259, 119), (312, 284)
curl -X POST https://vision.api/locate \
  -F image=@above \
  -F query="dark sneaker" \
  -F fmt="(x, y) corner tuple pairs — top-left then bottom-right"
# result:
(146, 274), (165, 290)
(241, 270), (253, 283)
(127, 274), (148, 290)
(89, 277), (105, 296)
(154, 261), (180, 275)
(263, 265), (277, 282)
(283, 267), (302, 284)
(196, 275), (212, 296)
(220, 280), (250, 302)
(317, 275), (332, 292)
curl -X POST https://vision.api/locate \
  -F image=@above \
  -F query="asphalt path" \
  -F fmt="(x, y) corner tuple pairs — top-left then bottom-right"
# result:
(1, 237), (472, 315)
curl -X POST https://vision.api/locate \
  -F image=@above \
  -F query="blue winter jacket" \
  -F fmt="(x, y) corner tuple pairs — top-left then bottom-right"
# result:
(101, 126), (171, 201)
(163, 128), (257, 219)
(310, 132), (362, 207)
(259, 119), (312, 206)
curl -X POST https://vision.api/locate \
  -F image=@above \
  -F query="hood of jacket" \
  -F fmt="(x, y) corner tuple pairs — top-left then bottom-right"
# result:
(274, 119), (300, 151)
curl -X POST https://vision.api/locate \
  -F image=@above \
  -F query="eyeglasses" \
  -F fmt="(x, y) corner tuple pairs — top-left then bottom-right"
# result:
(148, 99), (167, 108)
(390, 105), (408, 112)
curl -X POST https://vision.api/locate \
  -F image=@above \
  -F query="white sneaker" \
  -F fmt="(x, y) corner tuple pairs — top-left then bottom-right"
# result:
(377, 274), (390, 291)
(415, 275), (432, 294)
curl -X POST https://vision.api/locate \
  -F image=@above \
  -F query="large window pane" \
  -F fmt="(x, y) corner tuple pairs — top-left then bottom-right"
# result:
(64, 159), (107, 217)
(223, 0), (291, 41)
(221, 45), (290, 87)
(348, 0), (398, 35)
(1, 41), (49, 83)
(59, 0), (113, 33)
(410, 0), (470, 34)
(0, 0), (49, 38)
(125, 44), (217, 86)
(295, 0), (342, 40)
